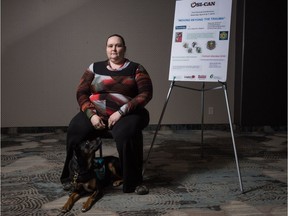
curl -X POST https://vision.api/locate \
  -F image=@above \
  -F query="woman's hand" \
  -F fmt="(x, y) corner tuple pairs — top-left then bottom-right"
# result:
(90, 115), (106, 130)
(108, 111), (122, 129)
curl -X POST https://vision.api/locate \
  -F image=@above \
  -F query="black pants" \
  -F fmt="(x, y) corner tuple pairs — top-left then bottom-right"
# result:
(60, 109), (149, 192)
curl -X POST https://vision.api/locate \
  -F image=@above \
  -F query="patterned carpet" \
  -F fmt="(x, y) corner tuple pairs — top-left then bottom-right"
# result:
(1, 129), (287, 215)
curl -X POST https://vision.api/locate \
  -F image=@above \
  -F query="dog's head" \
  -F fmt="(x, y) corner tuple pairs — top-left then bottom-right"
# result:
(80, 140), (99, 158)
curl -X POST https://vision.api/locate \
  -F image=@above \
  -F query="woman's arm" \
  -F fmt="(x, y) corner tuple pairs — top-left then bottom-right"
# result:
(76, 69), (96, 119)
(120, 65), (153, 114)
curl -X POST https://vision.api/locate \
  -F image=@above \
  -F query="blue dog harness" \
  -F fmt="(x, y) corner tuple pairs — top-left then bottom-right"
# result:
(93, 157), (105, 181)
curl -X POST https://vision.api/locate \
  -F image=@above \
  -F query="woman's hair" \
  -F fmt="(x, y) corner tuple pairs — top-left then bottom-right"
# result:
(106, 34), (126, 47)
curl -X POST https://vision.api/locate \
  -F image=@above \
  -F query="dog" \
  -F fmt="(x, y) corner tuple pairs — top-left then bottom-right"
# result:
(61, 138), (123, 213)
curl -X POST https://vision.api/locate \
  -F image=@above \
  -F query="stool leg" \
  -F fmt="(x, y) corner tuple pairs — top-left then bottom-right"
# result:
(99, 138), (103, 158)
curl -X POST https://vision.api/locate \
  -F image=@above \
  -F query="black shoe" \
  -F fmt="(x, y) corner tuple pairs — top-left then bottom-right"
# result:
(135, 185), (149, 195)
(123, 186), (136, 193)
(62, 182), (72, 191)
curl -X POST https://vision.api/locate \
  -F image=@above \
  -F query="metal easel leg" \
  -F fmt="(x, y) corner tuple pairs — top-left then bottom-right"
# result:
(201, 82), (205, 158)
(142, 79), (176, 175)
(222, 83), (244, 193)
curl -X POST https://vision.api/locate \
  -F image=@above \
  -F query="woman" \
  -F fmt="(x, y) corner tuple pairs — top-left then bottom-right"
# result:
(60, 34), (153, 194)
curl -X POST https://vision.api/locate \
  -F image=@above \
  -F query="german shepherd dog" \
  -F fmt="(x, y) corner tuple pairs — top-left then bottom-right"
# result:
(61, 138), (123, 213)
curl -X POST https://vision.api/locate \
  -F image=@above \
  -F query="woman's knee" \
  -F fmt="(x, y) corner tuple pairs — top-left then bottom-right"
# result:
(66, 112), (95, 147)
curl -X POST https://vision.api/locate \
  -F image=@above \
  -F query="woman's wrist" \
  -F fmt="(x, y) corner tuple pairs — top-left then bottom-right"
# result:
(118, 109), (124, 116)
(89, 114), (96, 119)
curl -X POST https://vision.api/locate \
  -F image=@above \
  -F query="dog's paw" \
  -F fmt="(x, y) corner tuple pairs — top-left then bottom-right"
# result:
(61, 192), (80, 213)
(61, 205), (71, 213)
(81, 190), (103, 212)
(61, 199), (76, 213)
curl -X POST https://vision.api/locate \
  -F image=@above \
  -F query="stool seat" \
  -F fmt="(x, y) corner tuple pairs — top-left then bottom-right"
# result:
(99, 130), (113, 139)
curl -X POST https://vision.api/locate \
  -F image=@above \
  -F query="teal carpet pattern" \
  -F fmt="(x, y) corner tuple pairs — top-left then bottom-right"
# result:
(1, 130), (287, 215)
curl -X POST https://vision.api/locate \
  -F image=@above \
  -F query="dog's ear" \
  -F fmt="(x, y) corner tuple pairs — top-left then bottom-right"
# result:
(92, 138), (103, 150)
(96, 137), (102, 145)
(87, 138), (102, 151)
(90, 139), (97, 146)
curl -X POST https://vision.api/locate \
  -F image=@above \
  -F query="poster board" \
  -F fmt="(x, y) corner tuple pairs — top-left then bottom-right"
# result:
(168, 0), (232, 82)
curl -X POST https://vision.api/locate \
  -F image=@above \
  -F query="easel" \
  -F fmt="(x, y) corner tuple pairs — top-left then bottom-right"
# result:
(143, 77), (244, 193)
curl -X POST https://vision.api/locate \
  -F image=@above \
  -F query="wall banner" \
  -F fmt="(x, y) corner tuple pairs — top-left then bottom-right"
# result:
(168, 0), (232, 82)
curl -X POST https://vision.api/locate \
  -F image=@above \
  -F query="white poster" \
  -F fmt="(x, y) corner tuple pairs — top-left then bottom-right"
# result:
(168, 0), (232, 82)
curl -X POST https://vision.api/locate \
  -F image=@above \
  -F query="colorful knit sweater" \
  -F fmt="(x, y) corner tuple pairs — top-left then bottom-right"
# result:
(77, 60), (153, 121)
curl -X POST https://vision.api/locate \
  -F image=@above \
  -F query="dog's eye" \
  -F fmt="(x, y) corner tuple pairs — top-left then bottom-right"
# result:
(85, 141), (90, 148)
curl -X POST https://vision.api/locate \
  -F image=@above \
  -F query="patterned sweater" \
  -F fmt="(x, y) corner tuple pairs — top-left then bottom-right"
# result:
(77, 60), (153, 121)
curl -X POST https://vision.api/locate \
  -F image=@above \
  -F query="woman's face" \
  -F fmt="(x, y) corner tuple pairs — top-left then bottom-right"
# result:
(106, 36), (126, 63)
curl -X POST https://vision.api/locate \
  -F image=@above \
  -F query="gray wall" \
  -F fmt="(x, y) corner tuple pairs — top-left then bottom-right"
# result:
(1, 0), (236, 127)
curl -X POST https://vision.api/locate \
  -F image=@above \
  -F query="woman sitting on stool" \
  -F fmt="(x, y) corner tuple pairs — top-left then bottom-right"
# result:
(60, 34), (153, 195)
